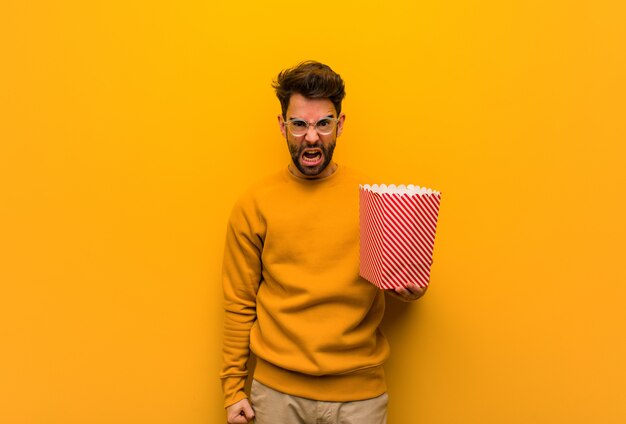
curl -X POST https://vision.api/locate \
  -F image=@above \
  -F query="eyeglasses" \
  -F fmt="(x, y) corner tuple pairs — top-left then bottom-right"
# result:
(285, 117), (339, 136)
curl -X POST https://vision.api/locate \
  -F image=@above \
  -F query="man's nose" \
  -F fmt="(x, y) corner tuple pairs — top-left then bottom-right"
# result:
(304, 125), (320, 143)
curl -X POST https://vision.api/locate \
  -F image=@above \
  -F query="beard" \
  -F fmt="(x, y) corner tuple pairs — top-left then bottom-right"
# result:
(287, 139), (336, 177)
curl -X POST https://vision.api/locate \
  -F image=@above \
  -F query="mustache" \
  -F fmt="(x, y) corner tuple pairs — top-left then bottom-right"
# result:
(298, 143), (326, 153)
(288, 142), (327, 156)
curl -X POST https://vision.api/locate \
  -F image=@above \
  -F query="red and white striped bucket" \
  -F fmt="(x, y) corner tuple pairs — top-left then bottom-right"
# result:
(359, 184), (442, 290)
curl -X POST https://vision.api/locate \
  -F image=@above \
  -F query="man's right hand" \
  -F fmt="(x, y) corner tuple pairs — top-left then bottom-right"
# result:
(226, 398), (255, 424)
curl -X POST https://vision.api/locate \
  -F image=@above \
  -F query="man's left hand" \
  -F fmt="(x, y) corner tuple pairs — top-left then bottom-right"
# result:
(385, 282), (428, 302)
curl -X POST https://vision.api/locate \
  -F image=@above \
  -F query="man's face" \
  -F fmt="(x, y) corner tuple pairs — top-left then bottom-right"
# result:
(278, 93), (345, 179)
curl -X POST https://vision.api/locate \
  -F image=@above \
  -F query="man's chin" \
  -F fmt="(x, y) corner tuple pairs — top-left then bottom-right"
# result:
(293, 160), (328, 177)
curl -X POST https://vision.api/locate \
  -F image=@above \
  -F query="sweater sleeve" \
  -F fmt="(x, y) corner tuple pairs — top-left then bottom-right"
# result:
(220, 195), (264, 408)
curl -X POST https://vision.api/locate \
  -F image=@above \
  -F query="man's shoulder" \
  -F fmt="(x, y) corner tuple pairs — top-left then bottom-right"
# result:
(242, 168), (288, 196)
(225, 169), (287, 225)
(230, 168), (288, 208)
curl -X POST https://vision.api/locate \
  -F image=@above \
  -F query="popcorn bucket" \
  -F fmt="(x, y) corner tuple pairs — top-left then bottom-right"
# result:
(359, 184), (442, 290)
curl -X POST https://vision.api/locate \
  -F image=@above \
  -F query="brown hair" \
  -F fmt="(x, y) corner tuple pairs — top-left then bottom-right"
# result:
(272, 61), (346, 119)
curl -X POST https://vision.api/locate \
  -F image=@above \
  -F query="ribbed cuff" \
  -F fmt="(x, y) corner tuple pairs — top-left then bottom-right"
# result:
(222, 375), (248, 409)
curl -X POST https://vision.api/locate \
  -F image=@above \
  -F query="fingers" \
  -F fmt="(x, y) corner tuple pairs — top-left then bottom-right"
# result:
(226, 399), (255, 424)
(385, 283), (428, 302)
(228, 414), (248, 424)
(406, 282), (427, 299)
(242, 401), (255, 420)
(395, 286), (411, 297)
(385, 288), (412, 302)
(228, 410), (253, 424)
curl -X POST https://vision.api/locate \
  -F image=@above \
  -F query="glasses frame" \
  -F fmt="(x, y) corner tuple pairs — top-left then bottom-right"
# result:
(284, 117), (340, 137)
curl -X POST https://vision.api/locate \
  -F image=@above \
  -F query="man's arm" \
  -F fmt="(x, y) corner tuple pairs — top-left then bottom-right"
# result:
(220, 197), (264, 409)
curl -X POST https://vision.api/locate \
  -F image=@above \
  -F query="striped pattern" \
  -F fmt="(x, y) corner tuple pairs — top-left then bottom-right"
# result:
(359, 186), (442, 289)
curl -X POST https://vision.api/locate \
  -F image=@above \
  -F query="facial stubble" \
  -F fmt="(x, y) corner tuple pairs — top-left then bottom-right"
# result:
(287, 137), (336, 177)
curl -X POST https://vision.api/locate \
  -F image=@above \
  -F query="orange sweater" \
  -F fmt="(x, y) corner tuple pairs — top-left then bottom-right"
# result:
(220, 165), (390, 408)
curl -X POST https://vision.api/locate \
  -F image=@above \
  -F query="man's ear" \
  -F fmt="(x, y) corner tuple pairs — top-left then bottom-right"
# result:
(278, 115), (287, 138)
(336, 112), (346, 137)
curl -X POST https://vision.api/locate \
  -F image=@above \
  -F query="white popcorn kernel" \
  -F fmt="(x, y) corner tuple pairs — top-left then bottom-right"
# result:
(360, 183), (441, 196)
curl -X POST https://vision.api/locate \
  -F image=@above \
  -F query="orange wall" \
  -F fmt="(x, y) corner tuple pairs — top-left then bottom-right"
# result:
(1, 1), (625, 423)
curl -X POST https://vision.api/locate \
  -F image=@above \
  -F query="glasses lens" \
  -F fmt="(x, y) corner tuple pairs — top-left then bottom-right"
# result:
(315, 118), (337, 135)
(288, 120), (308, 136)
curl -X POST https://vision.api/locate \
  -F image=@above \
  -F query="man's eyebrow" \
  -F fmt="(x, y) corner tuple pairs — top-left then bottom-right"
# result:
(288, 114), (335, 120)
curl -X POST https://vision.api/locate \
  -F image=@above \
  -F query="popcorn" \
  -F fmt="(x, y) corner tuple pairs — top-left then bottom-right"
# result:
(359, 184), (442, 290)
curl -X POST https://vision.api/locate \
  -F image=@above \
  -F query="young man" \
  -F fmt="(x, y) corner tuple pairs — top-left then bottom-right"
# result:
(220, 61), (426, 424)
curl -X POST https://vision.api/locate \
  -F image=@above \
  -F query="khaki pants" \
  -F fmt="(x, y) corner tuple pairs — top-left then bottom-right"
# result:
(250, 379), (388, 424)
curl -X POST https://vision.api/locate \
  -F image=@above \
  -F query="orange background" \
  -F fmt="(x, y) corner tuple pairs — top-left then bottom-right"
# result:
(1, 1), (625, 423)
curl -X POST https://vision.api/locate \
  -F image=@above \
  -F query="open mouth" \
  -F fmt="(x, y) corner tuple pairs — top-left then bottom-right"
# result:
(301, 149), (323, 167)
